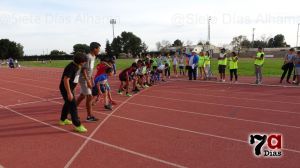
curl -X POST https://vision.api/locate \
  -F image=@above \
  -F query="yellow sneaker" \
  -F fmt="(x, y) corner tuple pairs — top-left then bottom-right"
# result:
(59, 119), (73, 126)
(74, 125), (87, 133)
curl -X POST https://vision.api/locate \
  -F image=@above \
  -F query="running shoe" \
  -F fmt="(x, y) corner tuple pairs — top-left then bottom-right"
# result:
(74, 125), (87, 133)
(86, 116), (99, 122)
(59, 119), (72, 126)
(104, 104), (113, 110)
(126, 93), (133, 97)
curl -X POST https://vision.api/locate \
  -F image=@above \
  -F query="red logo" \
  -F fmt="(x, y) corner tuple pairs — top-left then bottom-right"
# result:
(249, 134), (282, 157)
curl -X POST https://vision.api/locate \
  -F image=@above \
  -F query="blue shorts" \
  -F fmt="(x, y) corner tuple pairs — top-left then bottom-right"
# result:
(92, 84), (110, 96)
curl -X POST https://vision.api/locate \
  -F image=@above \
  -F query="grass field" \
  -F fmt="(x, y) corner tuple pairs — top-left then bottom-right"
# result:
(19, 58), (285, 77)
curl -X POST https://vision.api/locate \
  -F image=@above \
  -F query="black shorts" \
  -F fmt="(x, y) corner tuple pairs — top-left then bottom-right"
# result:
(179, 66), (184, 69)
(218, 65), (226, 74)
(119, 75), (133, 82)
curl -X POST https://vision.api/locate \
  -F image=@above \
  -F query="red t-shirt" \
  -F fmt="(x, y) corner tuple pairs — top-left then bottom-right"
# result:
(95, 63), (111, 78)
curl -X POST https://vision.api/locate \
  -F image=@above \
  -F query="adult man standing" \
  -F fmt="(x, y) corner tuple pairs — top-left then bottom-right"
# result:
(187, 47), (200, 80)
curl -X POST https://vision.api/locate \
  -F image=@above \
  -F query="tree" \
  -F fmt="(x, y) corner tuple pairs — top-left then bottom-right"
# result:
(241, 39), (251, 48)
(73, 44), (90, 54)
(186, 40), (193, 46)
(50, 50), (67, 56)
(141, 42), (148, 53)
(273, 34), (286, 47)
(110, 31), (144, 57)
(197, 41), (204, 45)
(231, 35), (249, 50)
(105, 40), (112, 56)
(161, 40), (171, 48)
(111, 36), (122, 57)
(172, 39), (183, 47)
(267, 38), (275, 48)
(252, 40), (267, 48)
(156, 42), (162, 51)
(0, 39), (24, 59)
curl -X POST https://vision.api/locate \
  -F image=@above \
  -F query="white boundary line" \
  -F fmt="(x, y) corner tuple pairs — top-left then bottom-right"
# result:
(3, 105), (187, 168)
(2, 81), (300, 130)
(89, 106), (300, 155)
(149, 89), (300, 105)
(170, 78), (300, 88)
(158, 82), (300, 99)
(0, 86), (46, 100)
(118, 101), (300, 129)
(1, 83), (299, 166)
(2, 78), (298, 116)
(0, 79), (58, 91)
(64, 82), (181, 168)
(139, 95), (300, 115)
(50, 100), (300, 154)
(5, 97), (62, 108)
(1, 75), (300, 159)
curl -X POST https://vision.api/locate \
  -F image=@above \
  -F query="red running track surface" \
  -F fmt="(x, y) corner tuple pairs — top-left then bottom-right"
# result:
(0, 67), (299, 168)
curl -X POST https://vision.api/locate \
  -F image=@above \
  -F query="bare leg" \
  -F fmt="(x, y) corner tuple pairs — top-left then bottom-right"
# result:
(76, 94), (86, 107)
(86, 95), (93, 117)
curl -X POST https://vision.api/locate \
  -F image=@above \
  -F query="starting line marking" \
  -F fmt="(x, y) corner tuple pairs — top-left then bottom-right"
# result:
(4, 106), (187, 168)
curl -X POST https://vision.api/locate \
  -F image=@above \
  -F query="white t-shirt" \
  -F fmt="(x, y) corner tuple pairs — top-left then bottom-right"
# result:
(173, 57), (178, 65)
(219, 53), (226, 58)
(80, 53), (95, 82)
(158, 64), (165, 70)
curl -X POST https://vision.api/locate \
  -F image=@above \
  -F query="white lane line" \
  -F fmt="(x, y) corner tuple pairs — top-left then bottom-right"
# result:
(120, 101), (300, 129)
(139, 95), (300, 115)
(0, 79), (57, 91)
(90, 108), (300, 155)
(2, 74), (121, 85)
(149, 89), (300, 105)
(0, 86), (45, 100)
(64, 82), (184, 168)
(3, 106), (187, 168)
(2, 90), (300, 164)
(170, 78), (300, 88)
(5, 97), (62, 108)
(159, 84), (298, 99)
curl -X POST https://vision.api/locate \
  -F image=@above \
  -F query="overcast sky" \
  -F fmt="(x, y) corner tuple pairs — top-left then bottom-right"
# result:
(0, 0), (299, 55)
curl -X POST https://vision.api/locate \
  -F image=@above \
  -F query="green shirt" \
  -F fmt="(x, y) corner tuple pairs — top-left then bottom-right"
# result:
(152, 58), (158, 67)
(218, 53), (227, 65)
(198, 56), (205, 67)
(204, 56), (211, 66)
(164, 58), (171, 66)
(228, 56), (238, 69)
(254, 52), (265, 66)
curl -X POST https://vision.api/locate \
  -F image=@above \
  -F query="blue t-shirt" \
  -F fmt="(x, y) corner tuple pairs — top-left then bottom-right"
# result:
(94, 74), (108, 85)
(287, 54), (295, 62)
(295, 57), (300, 67)
(8, 58), (14, 64)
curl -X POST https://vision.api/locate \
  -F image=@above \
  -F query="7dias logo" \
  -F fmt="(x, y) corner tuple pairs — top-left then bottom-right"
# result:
(249, 134), (283, 158)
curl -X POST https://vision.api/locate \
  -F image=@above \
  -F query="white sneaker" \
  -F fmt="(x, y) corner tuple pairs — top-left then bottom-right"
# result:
(222, 80), (226, 83)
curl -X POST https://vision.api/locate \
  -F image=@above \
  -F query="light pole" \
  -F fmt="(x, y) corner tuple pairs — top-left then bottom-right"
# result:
(110, 19), (116, 40)
(296, 23), (300, 47)
(207, 16), (211, 44)
(252, 28), (255, 48)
